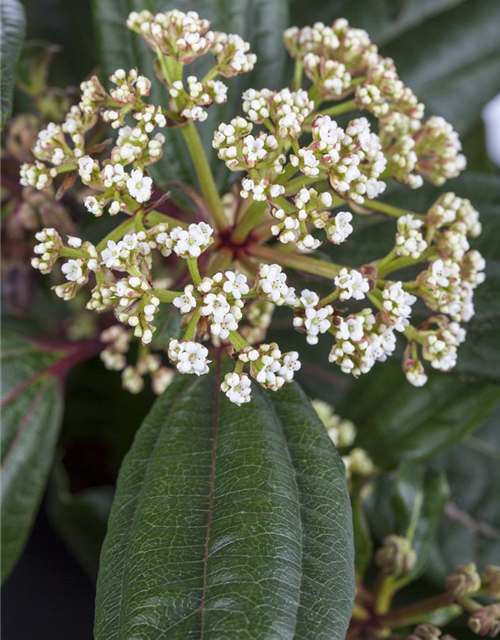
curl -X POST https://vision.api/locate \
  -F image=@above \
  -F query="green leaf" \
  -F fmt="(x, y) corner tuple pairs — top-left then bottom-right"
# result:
(151, 303), (183, 350)
(95, 368), (354, 640)
(351, 485), (373, 580)
(391, 464), (450, 584)
(1, 331), (65, 582)
(380, 0), (500, 134)
(91, 0), (289, 186)
(46, 461), (114, 580)
(338, 361), (500, 469)
(0, 0), (26, 126)
(424, 404), (500, 587)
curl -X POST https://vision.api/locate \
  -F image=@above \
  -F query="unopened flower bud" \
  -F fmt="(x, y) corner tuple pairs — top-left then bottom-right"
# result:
(375, 535), (417, 577)
(445, 563), (481, 598)
(483, 566), (500, 599)
(407, 624), (442, 640)
(468, 604), (500, 638)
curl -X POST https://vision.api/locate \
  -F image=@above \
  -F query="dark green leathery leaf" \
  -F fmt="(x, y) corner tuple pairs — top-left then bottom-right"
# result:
(94, 367), (354, 639)
(1, 332), (65, 581)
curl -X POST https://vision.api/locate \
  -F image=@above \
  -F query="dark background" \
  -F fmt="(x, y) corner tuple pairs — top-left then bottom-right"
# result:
(3, 0), (499, 638)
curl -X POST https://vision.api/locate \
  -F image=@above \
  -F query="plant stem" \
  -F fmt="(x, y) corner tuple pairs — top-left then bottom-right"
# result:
(318, 290), (339, 308)
(320, 98), (357, 118)
(247, 244), (343, 279)
(96, 216), (136, 252)
(378, 253), (429, 278)
(153, 289), (182, 303)
(360, 199), (425, 220)
(180, 123), (229, 232)
(145, 210), (189, 229)
(184, 311), (201, 341)
(374, 575), (398, 615)
(378, 593), (455, 628)
(293, 60), (303, 92)
(60, 247), (86, 259)
(228, 330), (251, 352)
(231, 201), (268, 245)
(187, 257), (202, 284)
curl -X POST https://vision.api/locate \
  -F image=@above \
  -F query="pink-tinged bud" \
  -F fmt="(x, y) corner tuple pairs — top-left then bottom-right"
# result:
(375, 535), (417, 578)
(483, 566), (500, 599)
(445, 563), (481, 598)
(468, 604), (500, 638)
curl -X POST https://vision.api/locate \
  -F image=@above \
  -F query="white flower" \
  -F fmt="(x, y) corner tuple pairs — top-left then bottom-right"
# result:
(78, 156), (96, 183)
(299, 289), (320, 308)
(334, 268), (370, 301)
(170, 222), (214, 258)
(221, 372), (252, 405)
(126, 168), (153, 203)
(222, 271), (249, 299)
(257, 263), (296, 306)
(168, 339), (211, 376)
(382, 281), (416, 331)
(83, 196), (102, 217)
(304, 307), (332, 345)
(103, 163), (126, 187)
(101, 240), (122, 269)
(327, 211), (353, 244)
(61, 259), (83, 282)
(211, 312), (238, 339)
(201, 293), (230, 322)
(173, 285), (197, 314)
(395, 214), (427, 259)
(279, 351), (301, 382)
(121, 233), (139, 251)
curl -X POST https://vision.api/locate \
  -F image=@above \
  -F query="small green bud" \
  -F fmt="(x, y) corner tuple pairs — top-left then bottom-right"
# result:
(445, 563), (481, 598)
(483, 566), (500, 599)
(375, 534), (417, 578)
(468, 604), (500, 638)
(407, 623), (442, 640)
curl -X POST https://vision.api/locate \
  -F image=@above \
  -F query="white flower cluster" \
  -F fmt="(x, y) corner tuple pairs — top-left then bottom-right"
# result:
(293, 289), (333, 345)
(304, 55), (352, 99)
(170, 75), (228, 122)
(168, 340), (211, 375)
(427, 193), (481, 238)
(100, 232), (152, 271)
(292, 115), (387, 204)
(100, 325), (174, 395)
(256, 264), (296, 306)
(395, 214), (427, 259)
(380, 113), (466, 189)
(242, 87), (314, 139)
(381, 282), (416, 332)
(198, 271), (249, 339)
(417, 255), (484, 323)
(89, 275), (160, 345)
(284, 18), (378, 75)
(238, 343), (301, 391)
(221, 372), (252, 405)
(422, 317), (466, 373)
(334, 268), (370, 301)
(213, 118), (284, 177)
(21, 65), (168, 230)
(20, 161), (57, 190)
(127, 10), (255, 122)
(270, 187), (332, 249)
(32, 227), (63, 273)
(329, 309), (397, 376)
(327, 210), (353, 244)
(355, 57), (424, 121)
